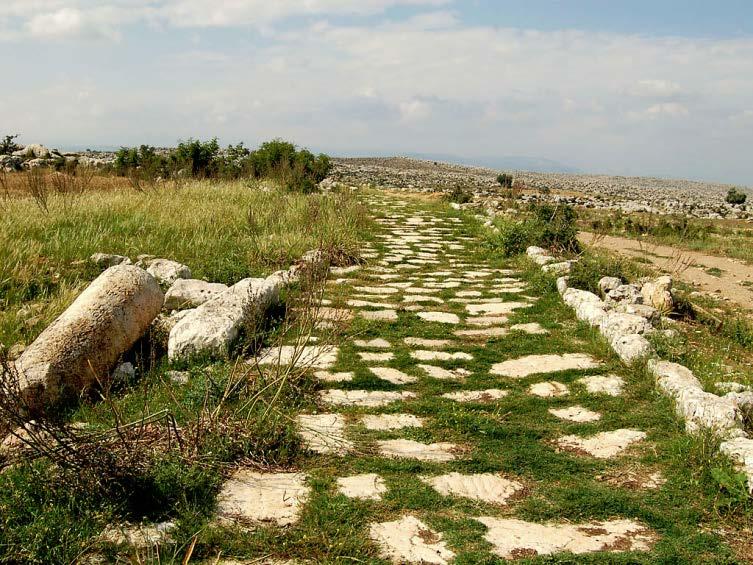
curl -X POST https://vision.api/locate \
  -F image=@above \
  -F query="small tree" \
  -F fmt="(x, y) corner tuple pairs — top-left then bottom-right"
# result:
(497, 173), (513, 189)
(0, 134), (20, 155)
(726, 187), (747, 205)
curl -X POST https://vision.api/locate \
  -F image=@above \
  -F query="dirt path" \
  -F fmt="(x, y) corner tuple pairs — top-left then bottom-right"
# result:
(579, 232), (753, 313)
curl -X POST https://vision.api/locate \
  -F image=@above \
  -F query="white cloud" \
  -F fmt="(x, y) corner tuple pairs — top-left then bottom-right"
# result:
(399, 99), (432, 121)
(630, 79), (682, 98)
(2, 4), (753, 182)
(643, 102), (690, 118)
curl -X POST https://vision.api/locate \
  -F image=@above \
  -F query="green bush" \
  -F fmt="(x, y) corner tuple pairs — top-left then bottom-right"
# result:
(0, 134), (20, 155)
(497, 173), (513, 188)
(247, 139), (331, 193)
(490, 203), (580, 257)
(446, 184), (472, 204)
(173, 137), (220, 178)
(112, 138), (331, 191)
(726, 188), (747, 205)
(567, 254), (628, 294)
(532, 203), (580, 254)
(494, 221), (537, 256)
(113, 144), (167, 177)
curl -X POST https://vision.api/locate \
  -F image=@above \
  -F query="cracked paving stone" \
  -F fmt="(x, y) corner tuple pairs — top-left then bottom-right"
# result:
(370, 516), (456, 564)
(421, 472), (524, 505)
(369, 367), (418, 385)
(337, 473), (387, 500)
(491, 353), (601, 379)
(557, 429), (647, 459)
(361, 413), (424, 430)
(320, 389), (416, 407)
(377, 439), (459, 462)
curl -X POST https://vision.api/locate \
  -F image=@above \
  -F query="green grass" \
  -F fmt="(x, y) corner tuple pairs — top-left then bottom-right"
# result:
(0, 180), (369, 346)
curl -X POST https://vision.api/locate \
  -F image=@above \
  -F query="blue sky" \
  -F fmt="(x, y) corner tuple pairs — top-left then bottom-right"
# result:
(1, 1), (752, 184)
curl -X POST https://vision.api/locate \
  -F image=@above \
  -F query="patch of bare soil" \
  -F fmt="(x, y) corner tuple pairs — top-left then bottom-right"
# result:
(580, 232), (753, 314)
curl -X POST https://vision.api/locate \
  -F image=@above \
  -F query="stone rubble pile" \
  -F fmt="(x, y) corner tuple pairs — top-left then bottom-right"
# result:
(8, 250), (323, 413)
(526, 245), (753, 491)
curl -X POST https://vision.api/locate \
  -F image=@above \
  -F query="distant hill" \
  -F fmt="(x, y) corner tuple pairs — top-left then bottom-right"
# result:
(401, 152), (580, 174)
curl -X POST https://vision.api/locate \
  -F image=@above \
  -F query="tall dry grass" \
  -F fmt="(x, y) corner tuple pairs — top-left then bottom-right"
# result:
(0, 179), (369, 345)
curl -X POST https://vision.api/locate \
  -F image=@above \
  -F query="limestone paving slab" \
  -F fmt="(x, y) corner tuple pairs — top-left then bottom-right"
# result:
(404, 337), (454, 348)
(421, 472), (524, 505)
(296, 413), (352, 455)
(361, 413), (424, 430)
(491, 353), (601, 379)
(358, 352), (395, 362)
(254, 346), (338, 370)
(370, 515), (456, 564)
(549, 405), (602, 423)
(337, 473), (387, 500)
(314, 370), (354, 383)
(529, 381), (570, 398)
(410, 350), (473, 361)
(216, 471), (310, 527)
(557, 429), (647, 459)
(418, 364), (471, 380)
(417, 312), (460, 324)
(577, 374), (626, 396)
(369, 367), (418, 385)
(360, 309), (399, 322)
(465, 301), (530, 316)
(320, 389), (416, 407)
(377, 439), (459, 462)
(476, 517), (656, 559)
(353, 338), (391, 348)
(442, 389), (508, 403)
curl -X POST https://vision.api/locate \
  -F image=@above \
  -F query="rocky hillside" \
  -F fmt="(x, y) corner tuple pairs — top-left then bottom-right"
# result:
(329, 157), (751, 220)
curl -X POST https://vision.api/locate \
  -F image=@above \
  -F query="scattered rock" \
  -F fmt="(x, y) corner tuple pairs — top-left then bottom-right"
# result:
(642, 276), (674, 312)
(163, 279), (228, 310)
(90, 253), (131, 268)
(146, 259), (192, 285)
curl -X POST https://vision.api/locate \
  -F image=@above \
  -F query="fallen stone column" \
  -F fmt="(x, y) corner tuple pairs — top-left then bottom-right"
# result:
(15, 265), (163, 412)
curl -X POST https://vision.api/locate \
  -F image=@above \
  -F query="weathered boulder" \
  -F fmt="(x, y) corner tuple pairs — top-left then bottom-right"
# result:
(146, 259), (192, 285)
(720, 437), (753, 492)
(526, 246), (558, 265)
(606, 284), (643, 305)
(614, 303), (661, 324)
(598, 276), (622, 296)
(542, 261), (575, 275)
(641, 276), (673, 312)
(600, 312), (654, 343)
(648, 360), (744, 437)
(15, 265), (163, 412)
(163, 279), (228, 310)
(168, 276), (284, 361)
(556, 276), (569, 295)
(90, 253), (132, 268)
(611, 333), (654, 364)
(12, 144), (51, 159)
(562, 288), (609, 326)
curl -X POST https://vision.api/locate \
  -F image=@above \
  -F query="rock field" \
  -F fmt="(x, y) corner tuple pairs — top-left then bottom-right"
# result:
(328, 157), (752, 220)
